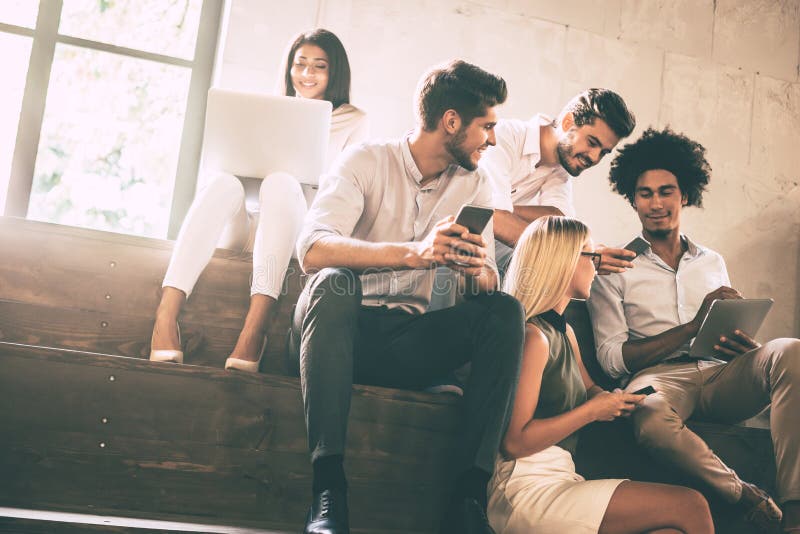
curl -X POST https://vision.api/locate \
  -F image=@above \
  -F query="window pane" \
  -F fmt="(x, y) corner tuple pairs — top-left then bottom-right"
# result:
(28, 44), (191, 238)
(0, 33), (33, 214)
(0, 1), (39, 28)
(58, 0), (202, 60)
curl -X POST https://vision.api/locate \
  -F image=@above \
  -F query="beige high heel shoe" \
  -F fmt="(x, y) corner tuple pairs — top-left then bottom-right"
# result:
(149, 323), (184, 364)
(224, 335), (267, 373)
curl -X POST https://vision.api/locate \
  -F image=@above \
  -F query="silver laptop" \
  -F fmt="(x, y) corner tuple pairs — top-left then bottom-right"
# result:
(201, 88), (331, 186)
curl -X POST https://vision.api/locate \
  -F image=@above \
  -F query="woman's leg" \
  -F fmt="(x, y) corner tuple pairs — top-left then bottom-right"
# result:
(152, 172), (248, 351)
(599, 481), (714, 534)
(227, 172), (307, 361)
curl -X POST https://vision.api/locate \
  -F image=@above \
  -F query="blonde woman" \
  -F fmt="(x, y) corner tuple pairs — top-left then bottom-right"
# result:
(489, 216), (714, 534)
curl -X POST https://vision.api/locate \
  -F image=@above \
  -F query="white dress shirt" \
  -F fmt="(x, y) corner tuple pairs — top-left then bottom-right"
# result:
(297, 137), (498, 315)
(480, 114), (574, 216)
(587, 234), (730, 381)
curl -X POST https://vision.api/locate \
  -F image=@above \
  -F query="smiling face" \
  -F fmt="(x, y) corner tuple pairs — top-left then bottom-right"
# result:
(556, 116), (620, 177)
(568, 237), (597, 300)
(289, 44), (329, 100)
(633, 169), (687, 239)
(444, 107), (498, 171)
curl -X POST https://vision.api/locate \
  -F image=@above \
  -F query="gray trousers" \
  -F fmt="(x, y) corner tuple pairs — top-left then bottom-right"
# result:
(288, 268), (525, 474)
(626, 338), (800, 504)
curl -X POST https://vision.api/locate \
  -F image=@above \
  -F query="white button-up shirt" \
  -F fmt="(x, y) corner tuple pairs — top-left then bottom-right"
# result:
(297, 137), (497, 315)
(586, 234), (730, 381)
(480, 114), (574, 216)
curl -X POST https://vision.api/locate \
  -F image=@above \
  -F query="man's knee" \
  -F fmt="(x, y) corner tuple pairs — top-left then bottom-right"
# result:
(633, 402), (683, 448)
(481, 291), (525, 329)
(305, 267), (362, 318)
(476, 291), (525, 369)
(765, 338), (800, 377)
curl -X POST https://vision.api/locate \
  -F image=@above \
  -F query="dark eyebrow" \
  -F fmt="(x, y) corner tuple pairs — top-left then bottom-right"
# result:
(590, 134), (614, 152)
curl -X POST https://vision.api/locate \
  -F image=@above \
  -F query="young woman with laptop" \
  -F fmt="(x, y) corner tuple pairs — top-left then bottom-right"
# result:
(149, 29), (369, 371)
(489, 216), (714, 534)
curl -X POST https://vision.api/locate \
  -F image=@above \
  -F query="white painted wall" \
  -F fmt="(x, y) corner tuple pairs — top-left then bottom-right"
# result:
(217, 0), (800, 339)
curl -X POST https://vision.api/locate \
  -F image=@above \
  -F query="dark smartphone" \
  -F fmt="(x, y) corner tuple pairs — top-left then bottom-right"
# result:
(624, 237), (650, 257)
(454, 204), (494, 235)
(632, 385), (656, 396)
(451, 204), (494, 266)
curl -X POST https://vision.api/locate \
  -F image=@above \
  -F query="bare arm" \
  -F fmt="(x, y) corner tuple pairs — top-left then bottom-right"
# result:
(493, 205), (563, 247)
(303, 217), (495, 298)
(302, 235), (419, 273)
(621, 322), (698, 374)
(501, 324), (641, 459)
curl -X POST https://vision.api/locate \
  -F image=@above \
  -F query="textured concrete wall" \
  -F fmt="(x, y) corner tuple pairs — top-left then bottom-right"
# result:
(219, 0), (800, 339)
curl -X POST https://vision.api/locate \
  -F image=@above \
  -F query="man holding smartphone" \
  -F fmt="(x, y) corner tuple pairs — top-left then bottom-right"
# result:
(587, 127), (800, 532)
(291, 60), (524, 534)
(480, 88), (638, 275)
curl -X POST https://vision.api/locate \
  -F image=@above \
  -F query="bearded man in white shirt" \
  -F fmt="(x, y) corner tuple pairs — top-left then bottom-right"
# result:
(587, 127), (800, 532)
(291, 60), (525, 534)
(481, 89), (638, 275)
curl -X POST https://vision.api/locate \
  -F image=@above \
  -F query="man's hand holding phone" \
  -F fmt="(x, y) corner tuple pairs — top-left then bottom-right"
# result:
(408, 216), (486, 274)
(443, 222), (488, 277)
(594, 245), (636, 275)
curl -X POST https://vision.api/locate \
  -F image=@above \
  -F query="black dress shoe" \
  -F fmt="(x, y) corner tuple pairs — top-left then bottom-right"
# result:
(439, 497), (495, 534)
(304, 488), (350, 534)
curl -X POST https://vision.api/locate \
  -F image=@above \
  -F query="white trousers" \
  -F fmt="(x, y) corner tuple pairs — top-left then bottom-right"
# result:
(163, 171), (308, 300)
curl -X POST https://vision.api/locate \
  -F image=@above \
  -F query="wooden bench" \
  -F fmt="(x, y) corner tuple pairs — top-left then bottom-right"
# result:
(0, 216), (776, 533)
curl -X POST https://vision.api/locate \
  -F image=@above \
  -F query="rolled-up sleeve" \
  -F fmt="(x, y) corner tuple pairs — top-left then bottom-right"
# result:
(538, 174), (575, 217)
(480, 122), (516, 212)
(587, 272), (630, 380)
(296, 146), (368, 266)
(475, 173), (499, 283)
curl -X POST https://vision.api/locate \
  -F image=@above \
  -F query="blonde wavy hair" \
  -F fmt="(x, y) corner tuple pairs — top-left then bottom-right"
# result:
(502, 216), (590, 321)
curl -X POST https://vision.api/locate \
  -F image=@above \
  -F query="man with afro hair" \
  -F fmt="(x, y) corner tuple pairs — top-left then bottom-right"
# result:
(587, 127), (800, 532)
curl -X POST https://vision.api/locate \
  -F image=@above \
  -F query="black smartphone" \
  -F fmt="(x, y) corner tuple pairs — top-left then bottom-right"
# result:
(632, 385), (656, 395)
(454, 204), (494, 235)
(624, 237), (650, 257)
(451, 204), (493, 266)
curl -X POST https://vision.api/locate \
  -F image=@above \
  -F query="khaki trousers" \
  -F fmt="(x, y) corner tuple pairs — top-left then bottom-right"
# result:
(626, 338), (800, 504)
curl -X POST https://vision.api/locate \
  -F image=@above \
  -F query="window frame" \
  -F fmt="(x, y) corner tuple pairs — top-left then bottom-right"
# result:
(2, 0), (223, 239)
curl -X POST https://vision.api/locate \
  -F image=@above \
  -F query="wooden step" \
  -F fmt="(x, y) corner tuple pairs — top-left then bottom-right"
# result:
(0, 506), (290, 533)
(0, 342), (458, 533)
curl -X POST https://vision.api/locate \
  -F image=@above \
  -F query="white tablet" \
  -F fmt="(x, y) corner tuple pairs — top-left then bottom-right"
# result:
(689, 298), (773, 358)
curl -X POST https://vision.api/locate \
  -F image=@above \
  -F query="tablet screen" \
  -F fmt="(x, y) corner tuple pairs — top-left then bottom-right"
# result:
(689, 298), (773, 358)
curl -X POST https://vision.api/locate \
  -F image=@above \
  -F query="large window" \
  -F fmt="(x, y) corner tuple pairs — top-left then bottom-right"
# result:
(1, 0), (222, 238)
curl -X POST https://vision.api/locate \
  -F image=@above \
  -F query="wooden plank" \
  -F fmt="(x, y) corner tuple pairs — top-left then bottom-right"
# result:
(0, 301), (292, 373)
(0, 507), (404, 534)
(0, 344), (460, 532)
(0, 216), (306, 372)
(0, 507), (293, 533)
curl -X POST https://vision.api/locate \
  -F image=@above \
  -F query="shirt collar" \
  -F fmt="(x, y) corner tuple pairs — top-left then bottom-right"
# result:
(536, 309), (567, 333)
(681, 234), (704, 258)
(521, 114), (552, 163)
(637, 233), (706, 262)
(401, 136), (425, 184)
(401, 135), (453, 189)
